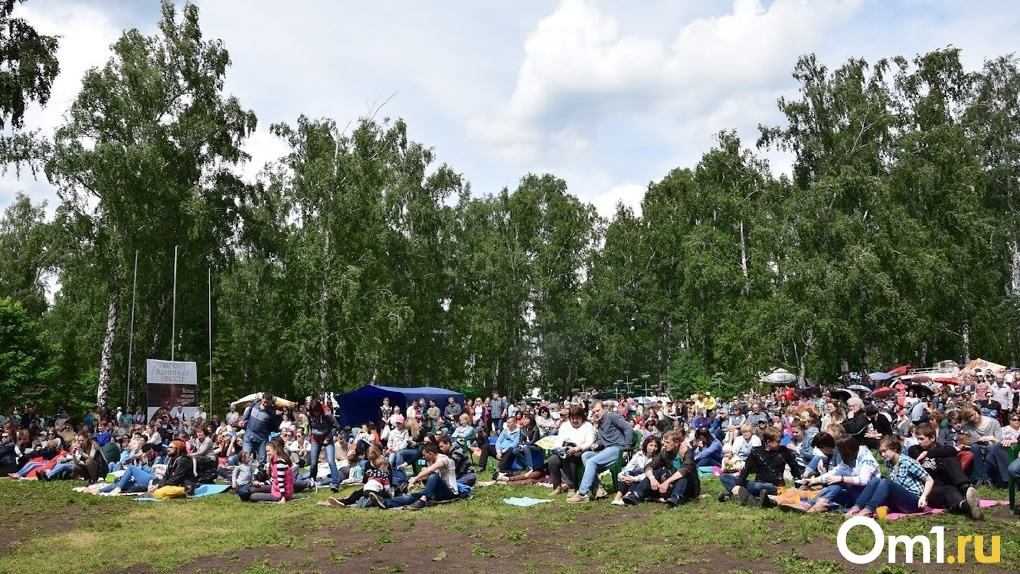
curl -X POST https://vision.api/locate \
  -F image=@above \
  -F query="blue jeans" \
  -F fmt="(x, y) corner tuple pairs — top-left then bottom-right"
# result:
(579, 446), (620, 495)
(1008, 457), (1020, 482)
(308, 440), (338, 487)
(384, 473), (456, 507)
(243, 436), (268, 467)
(513, 445), (543, 470)
(855, 478), (919, 513)
(697, 454), (723, 468)
(100, 466), (155, 493)
(720, 474), (778, 497)
(627, 467), (692, 501)
(45, 462), (73, 480)
(392, 448), (419, 468)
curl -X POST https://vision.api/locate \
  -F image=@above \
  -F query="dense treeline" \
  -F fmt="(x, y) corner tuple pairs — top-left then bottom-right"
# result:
(1, 3), (1019, 415)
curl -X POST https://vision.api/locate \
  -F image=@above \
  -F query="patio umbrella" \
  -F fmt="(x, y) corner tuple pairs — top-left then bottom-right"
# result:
(907, 384), (934, 397)
(848, 384), (871, 393)
(830, 389), (857, 402)
(868, 372), (893, 382)
(762, 368), (797, 385)
(869, 387), (895, 399)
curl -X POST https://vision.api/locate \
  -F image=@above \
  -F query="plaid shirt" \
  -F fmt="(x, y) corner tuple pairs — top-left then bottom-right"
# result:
(885, 455), (928, 497)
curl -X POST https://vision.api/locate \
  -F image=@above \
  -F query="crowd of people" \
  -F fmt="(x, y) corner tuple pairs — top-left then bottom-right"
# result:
(1, 369), (1019, 517)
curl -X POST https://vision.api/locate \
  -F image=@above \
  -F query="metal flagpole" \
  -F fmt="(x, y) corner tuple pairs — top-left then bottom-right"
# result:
(171, 245), (178, 361)
(208, 267), (213, 411)
(126, 250), (139, 407)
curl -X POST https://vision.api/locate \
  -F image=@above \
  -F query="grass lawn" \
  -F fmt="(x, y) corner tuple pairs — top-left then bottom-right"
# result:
(0, 477), (1016, 574)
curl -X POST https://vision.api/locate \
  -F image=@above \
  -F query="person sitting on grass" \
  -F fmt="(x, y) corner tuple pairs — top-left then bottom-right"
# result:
(845, 435), (934, 518)
(325, 447), (388, 508)
(611, 435), (661, 505)
(938, 409), (974, 472)
(231, 451), (255, 500)
(147, 440), (195, 499)
(8, 439), (63, 480)
(731, 424), (761, 462)
(794, 436), (880, 514)
(692, 428), (723, 469)
(70, 432), (109, 484)
(369, 443), (458, 511)
(722, 426), (801, 507)
(245, 437), (293, 504)
(85, 443), (162, 495)
(620, 430), (699, 508)
(907, 423), (983, 520)
(438, 434), (476, 487)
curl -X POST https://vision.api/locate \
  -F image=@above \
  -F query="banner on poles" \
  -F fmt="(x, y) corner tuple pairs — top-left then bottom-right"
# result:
(146, 359), (199, 423)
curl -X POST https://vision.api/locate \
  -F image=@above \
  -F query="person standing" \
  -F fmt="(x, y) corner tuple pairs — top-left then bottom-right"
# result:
(307, 398), (340, 492)
(490, 392), (507, 433)
(239, 392), (281, 467)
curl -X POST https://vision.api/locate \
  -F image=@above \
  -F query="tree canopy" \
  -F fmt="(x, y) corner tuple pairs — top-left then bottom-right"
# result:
(2, 2), (1019, 414)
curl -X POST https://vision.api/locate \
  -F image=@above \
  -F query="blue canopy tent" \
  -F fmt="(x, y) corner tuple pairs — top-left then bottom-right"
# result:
(335, 384), (465, 429)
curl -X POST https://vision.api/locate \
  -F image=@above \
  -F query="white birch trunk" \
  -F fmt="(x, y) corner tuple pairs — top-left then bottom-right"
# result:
(97, 288), (119, 410)
(1009, 236), (1020, 295)
(318, 231), (330, 398)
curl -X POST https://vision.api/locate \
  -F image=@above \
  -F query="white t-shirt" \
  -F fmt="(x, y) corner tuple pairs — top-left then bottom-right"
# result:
(435, 453), (459, 494)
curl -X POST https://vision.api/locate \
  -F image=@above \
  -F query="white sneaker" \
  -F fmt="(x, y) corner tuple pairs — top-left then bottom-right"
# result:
(610, 498), (625, 506)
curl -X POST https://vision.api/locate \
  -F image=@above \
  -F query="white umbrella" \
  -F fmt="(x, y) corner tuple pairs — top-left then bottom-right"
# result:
(761, 368), (797, 385)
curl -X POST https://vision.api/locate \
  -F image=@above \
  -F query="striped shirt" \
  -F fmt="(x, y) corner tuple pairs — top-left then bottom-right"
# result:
(885, 455), (928, 497)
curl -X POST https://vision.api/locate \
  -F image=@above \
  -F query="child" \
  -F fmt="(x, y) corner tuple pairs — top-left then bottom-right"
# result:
(247, 438), (294, 504)
(363, 457), (391, 497)
(232, 451), (255, 501)
(721, 443), (744, 474)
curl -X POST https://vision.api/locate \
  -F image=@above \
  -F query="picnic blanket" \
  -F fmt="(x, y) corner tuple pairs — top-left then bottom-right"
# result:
(502, 497), (553, 507)
(886, 499), (1005, 520)
(135, 483), (231, 502)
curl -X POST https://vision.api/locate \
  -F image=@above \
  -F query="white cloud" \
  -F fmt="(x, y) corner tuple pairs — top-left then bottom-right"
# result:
(591, 183), (645, 219)
(473, 0), (863, 166)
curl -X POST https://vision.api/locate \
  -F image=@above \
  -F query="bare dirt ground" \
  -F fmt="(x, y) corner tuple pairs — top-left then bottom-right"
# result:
(117, 501), (1017, 574)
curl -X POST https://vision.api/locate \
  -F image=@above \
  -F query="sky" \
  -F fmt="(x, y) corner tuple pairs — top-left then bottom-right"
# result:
(2, 0), (1019, 219)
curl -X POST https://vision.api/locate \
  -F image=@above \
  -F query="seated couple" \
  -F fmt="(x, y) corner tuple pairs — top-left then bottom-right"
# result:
(618, 430), (700, 508)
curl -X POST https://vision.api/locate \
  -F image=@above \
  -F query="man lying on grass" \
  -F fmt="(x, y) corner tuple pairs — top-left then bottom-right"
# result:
(369, 443), (458, 511)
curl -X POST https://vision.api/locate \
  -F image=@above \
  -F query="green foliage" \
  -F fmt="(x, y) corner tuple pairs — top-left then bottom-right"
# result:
(665, 348), (710, 399)
(0, 297), (56, 412)
(5, 13), (1020, 416)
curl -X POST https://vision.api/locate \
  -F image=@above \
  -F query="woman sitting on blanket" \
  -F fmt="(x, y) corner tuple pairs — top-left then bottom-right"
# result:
(611, 434), (662, 505)
(845, 435), (934, 518)
(84, 443), (163, 495)
(796, 436), (880, 513)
